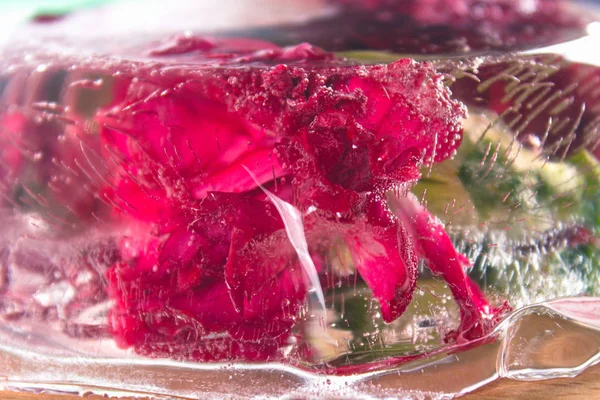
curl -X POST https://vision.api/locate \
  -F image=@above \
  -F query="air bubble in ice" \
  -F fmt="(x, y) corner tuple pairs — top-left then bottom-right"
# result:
(33, 281), (75, 308)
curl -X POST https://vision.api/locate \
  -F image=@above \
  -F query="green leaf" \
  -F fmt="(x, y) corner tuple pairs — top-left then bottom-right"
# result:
(0, 0), (117, 18)
(336, 50), (439, 63)
(567, 150), (600, 232)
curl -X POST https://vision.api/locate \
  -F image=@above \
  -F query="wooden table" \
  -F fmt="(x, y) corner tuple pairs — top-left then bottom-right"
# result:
(468, 365), (600, 399)
(1, 365), (599, 399)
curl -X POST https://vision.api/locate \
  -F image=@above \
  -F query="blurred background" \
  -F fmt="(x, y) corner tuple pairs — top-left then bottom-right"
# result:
(1, 0), (600, 50)
(0, 0), (112, 41)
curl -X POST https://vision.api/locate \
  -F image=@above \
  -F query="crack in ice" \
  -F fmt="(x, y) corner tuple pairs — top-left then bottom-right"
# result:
(242, 165), (327, 314)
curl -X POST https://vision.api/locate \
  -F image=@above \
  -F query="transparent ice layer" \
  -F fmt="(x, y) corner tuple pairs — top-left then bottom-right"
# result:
(2, 298), (600, 399)
(1, 0), (600, 399)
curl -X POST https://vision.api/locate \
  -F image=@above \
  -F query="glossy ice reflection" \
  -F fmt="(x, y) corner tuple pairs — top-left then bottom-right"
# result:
(0, 0), (599, 399)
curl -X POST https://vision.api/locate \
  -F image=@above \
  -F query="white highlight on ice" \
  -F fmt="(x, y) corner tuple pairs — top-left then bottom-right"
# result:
(525, 20), (600, 67)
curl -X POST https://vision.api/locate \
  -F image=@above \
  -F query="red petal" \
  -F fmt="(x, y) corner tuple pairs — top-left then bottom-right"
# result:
(346, 196), (418, 322)
(159, 227), (203, 268)
(170, 280), (242, 332)
(193, 147), (285, 199)
(392, 193), (511, 341)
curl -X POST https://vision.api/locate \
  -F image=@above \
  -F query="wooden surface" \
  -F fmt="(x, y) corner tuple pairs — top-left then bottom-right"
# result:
(1, 365), (599, 399)
(468, 364), (600, 399)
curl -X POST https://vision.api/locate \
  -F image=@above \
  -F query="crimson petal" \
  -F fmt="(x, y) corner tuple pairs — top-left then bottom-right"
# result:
(345, 194), (419, 323)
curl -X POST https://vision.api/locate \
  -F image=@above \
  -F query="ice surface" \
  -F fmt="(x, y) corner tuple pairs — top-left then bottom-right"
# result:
(0, 0), (599, 398)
